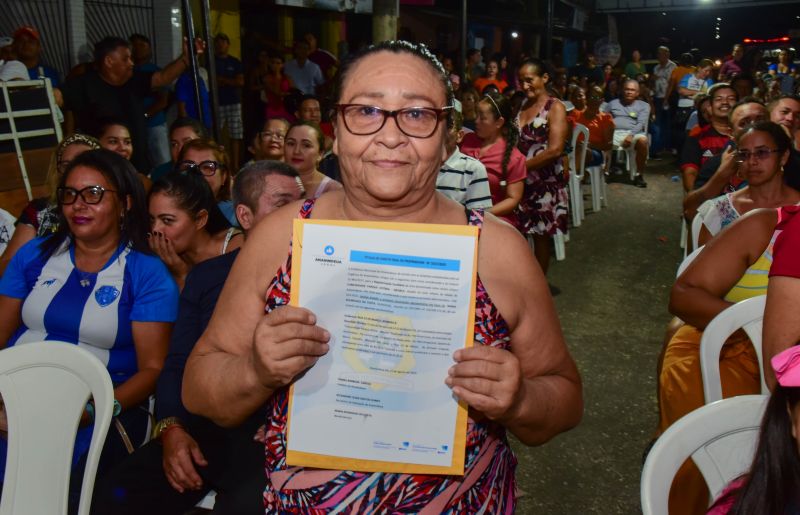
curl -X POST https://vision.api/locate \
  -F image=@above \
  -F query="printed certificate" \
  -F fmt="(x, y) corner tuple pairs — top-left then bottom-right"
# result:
(285, 218), (478, 475)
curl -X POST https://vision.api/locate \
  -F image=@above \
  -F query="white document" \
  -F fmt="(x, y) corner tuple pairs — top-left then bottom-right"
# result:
(286, 219), (478, 474)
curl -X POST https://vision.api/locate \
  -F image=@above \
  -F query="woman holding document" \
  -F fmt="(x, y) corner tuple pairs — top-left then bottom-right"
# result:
(183, 40), (583, 513)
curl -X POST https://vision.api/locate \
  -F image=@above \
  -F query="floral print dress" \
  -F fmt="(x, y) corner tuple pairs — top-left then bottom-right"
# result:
(515, 96), (569, 236)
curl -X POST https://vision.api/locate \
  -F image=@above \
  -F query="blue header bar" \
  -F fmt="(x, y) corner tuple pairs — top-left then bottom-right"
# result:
(350, 250), (461, 271)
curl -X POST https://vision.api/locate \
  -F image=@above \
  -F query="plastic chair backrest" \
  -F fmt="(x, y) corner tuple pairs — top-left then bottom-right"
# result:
(676, 245), (704, 278)
(0, 341), (114, 515)
(700, 295), (768, 404)
(569, 124), (590, 178)
(691, 212), (704, 252)
(641, 394), (768, 515)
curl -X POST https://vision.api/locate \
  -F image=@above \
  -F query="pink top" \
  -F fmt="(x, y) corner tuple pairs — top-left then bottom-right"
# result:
(460, 132), (527, 227)
(707, 478), (744, 514)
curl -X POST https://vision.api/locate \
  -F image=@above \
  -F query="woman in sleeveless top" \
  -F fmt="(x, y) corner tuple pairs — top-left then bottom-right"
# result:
(657, 205), (792, 514)
(182, 41), (582, 514)
(148, 170), (241, 290)
(284, 121), (342, 199)
(697, 121), (800, 246)
(514, 58), (569, 274)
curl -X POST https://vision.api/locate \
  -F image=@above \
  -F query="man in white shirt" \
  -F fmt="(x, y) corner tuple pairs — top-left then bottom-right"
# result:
(283, 40), (324, 96)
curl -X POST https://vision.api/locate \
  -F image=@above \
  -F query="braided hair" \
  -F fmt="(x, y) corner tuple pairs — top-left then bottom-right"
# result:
(479, 91), (519, 180)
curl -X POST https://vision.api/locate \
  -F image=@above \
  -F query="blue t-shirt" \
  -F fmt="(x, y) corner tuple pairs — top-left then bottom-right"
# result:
(0, 238), (179, 383)
(134, 62), (167, 127)
(175, 72), (212, 129)
(27, 63), (60, 88)
(214, 55), (243, 105)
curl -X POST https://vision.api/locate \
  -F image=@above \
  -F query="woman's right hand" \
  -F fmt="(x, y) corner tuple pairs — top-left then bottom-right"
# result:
(251, 306), (330, 391)
(149, 231), (190, 279)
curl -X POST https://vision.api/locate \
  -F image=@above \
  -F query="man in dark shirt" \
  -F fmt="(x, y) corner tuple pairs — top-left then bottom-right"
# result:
(60, 35), (203, 172)
(91, 161), (303, 514)
(214, 33), (245, 171)
(679, 83), (737, 192)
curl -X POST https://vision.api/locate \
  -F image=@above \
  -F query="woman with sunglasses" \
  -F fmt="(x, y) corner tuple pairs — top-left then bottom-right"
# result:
(148, 171), (242, 289)
(460, 92), (526, 227)
(0, 149), (178, 508)
(175, 139), (236, 226)
(183, 40), (581, 513)
(283, 121), (342, 198)
(697, 121), (800, 246)
(0, 134), (101, 276)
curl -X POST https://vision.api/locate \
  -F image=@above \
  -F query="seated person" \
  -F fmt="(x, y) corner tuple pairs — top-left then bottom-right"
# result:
(94, 118), (133, 163)
(658, 205), (795, 514)
(91, 161), (303, 514)
(176, 139), (236, 226)
(148, 170), (242, 290)
(283, 121), (342, 198)
(0, 134), (100, 276)
(245, 117), (289, 165)
(697, 122), (800, 245)
(605, 79), (650, 187)
(436, 107), (493, 210)
(707, 344), (800, 514)
(149, 117), (207, 182)
(574, 85), (615, 168)
(0, 150), (178, 508)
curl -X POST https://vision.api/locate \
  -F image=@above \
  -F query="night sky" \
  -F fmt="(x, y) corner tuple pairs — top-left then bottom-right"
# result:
(614, 4), (800, 60)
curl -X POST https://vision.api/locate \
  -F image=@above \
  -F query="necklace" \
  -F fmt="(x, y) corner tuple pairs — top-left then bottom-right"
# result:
(76, 269), (94, 288)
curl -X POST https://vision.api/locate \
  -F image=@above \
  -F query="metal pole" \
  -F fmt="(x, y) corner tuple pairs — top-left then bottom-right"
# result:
(461, 0), (467, 78)
(545, 0), (554, 59)
(199, 0), (221, 141)
(180, 0), (204, 128)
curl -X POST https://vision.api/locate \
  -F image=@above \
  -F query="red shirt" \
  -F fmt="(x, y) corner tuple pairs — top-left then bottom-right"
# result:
(680, 124), (731, 173)
(573, 110), (615, 149)
(770, 205), (800, 278)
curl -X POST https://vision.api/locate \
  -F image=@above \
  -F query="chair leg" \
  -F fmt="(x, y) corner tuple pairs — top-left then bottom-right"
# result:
(569, 177), (582, 227)
(554, 231), (566, 261)
(627, 147), (637, 181)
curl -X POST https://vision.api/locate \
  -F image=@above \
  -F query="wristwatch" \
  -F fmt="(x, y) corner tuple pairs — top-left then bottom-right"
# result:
(152, 416), (183, 441)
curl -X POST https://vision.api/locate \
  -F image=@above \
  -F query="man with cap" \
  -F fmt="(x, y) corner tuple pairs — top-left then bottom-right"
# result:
(213, 33), (244, 171)
(12, 26), (60, 87)
(59, 35), (206, 173)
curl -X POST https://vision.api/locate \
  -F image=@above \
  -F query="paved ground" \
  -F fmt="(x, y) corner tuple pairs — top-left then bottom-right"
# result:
(514, 157), (685, 514)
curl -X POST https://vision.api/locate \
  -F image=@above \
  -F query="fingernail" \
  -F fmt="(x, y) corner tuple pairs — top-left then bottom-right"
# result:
(322, 330), (330, 340)
(444, 377), (453, 386)
(321, 343), (329, 353)
(448, 366), (455, 376)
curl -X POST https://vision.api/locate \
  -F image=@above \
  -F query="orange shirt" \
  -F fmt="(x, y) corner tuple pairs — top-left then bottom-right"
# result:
(574, 110), (615, 149)
(473, 77), (509, 94)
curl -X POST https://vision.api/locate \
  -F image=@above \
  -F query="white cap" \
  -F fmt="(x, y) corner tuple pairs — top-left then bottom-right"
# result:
(0, 60), (29, 81)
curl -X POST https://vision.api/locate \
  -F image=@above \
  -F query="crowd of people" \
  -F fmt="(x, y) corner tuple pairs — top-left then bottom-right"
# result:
(0, 18), (800, 514)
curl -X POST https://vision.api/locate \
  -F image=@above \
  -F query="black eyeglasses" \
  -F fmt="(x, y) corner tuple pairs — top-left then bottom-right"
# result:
(335, 104), (453, 138)
(259, 131), (286, 141)
(735, 148), (781, 163)
(176, 160), (224, 176)
(57, 185), (117, 205)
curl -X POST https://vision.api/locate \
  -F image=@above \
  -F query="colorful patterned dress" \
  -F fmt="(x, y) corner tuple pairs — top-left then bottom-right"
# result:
(261, 199), (518, 513)
(515, 97), (569, 236)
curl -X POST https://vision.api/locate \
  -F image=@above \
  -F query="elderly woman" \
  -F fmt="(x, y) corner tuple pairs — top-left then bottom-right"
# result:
(0, 149), (178, 501)
(0, 134), (101, 275)
(183, 40), (582, 513)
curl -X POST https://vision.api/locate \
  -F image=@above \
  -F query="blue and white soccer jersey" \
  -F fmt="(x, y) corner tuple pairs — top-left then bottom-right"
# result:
(0, 238), (179, 383)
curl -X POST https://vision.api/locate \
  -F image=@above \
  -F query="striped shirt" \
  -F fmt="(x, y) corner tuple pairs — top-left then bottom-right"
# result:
(0, 238), (179, 383)
(436, 149), (493, 209)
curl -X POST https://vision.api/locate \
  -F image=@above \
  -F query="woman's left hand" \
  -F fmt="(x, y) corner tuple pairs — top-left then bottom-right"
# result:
(445, 345), (523, 422)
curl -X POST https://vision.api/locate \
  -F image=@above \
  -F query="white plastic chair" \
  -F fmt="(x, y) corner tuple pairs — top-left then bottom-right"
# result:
(641, 394), (768, 515)
(691, 212), (704, 253)
(700, 295), (769, 404)
(676, 245), (704, 278)
(567, 124), (590, 227)
(0, 341), (114, 515)
(586, 163), (607, 212)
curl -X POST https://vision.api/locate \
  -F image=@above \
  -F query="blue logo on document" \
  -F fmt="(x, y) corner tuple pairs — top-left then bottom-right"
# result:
(324, 245), (335, 256)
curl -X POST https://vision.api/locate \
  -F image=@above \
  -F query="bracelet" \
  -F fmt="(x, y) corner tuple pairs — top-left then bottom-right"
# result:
(113, 399), (122, 417)
(152, 416), (184, 441)
(85, 402), (95, 422)
(160, 423), (184, 441)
